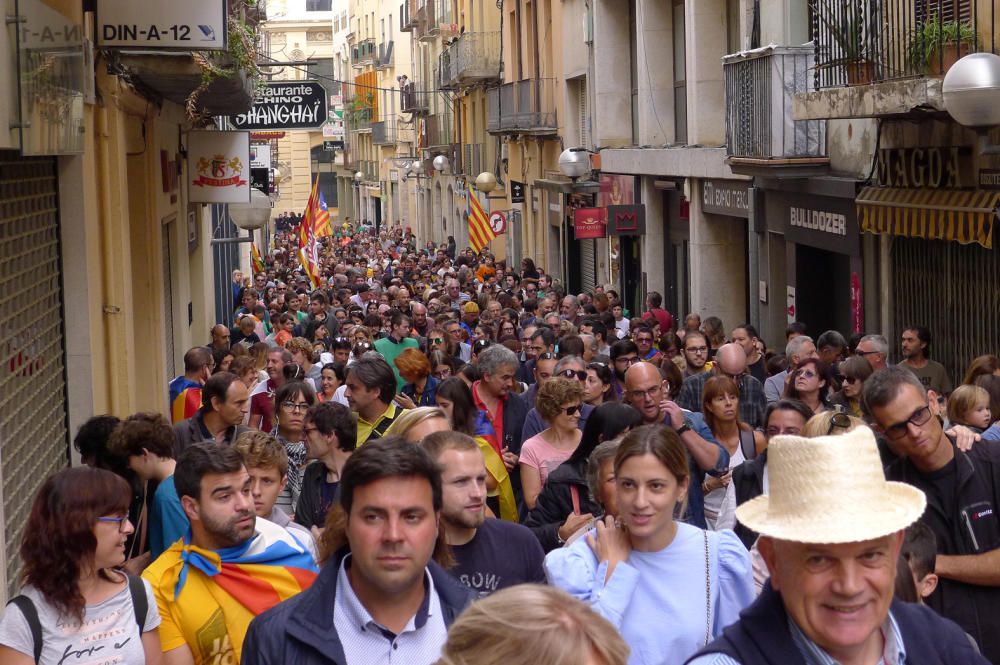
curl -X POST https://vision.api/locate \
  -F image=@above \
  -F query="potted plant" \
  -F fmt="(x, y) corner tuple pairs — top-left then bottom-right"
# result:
(814, 0), (883, 85)
(908, 15), (977, 76)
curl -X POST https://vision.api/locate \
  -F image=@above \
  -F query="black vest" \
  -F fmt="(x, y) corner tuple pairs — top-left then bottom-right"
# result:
(686, 582), (987, 665)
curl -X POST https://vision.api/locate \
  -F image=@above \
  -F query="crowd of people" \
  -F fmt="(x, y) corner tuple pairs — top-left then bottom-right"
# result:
(2, 222), (1000, 665)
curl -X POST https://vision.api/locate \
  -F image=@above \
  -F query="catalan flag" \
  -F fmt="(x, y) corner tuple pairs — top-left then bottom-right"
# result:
(314, 190), (333, 239)
(467, 190), (494, 253)
(298, 178), (323, 288)
(143, 519), (318, 664)
(250, 242), (265, 275)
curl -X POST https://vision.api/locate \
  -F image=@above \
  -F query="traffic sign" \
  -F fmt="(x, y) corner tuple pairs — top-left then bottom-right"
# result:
(489, 210), (507, 235)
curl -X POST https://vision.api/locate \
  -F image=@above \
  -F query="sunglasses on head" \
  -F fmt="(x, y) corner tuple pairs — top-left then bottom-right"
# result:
(558, 369), (588, 381)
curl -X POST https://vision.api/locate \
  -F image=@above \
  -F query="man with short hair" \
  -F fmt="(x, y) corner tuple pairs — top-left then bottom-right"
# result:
(143, 443), (317, 665)
(110, 412), (189, 559)
(248, 348), (292, 432)
(169, 347), (214, 424)
(764, 335), (818, 404)
(609, 339), (640, 400)
(519, 326), (556, 386)
(688, 426), (985, 665)
(676, 343), (766, 429)
(421, 431), (545, 595)
(681, 330), (712, 378)
(410, 302), (430, 337)
(633, 324), (662, 365)
(856, 333), (889, 372)
(346, 354), (401, 445)
(816, 329), (847, 367)
(444, 319), (472, 363)
(560, 295), (580, 325)
(624, 362), (728, 528)
(301, 291), (340, 341)
(374, 310), (420, 390)
(297, 402), (356, 529)
(241, 439), (475, 665)
(731, 324), (765, 383)
(233, 431), (317, 558)
(898, 326), (952, 395)
(520, 349), (559, 410)
(865, 367), (1000, 660)
(174, 372), (252, 455)
(642, 290), (674, 334)
(210, 324), (232, 352)
(612, 303), (630, 339)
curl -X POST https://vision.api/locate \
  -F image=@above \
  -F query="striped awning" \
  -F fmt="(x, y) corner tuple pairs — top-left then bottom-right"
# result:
(856, 187), (1000, 249)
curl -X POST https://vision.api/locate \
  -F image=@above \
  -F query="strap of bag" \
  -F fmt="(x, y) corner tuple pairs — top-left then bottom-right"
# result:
(703, 529), (712, 647)
(7, 595), (42, 663)
(570, 485), (581, 516)
(127, 575), (148, 634)
(739, 429), (756, 461)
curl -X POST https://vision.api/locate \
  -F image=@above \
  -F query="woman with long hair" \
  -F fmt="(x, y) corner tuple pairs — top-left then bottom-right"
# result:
(271, 379), (317, 515)
(526, 402), (642, 552)
(829, 355), (873, 418)
(699, 377), (766, 530)
(0, 467), (162, 664)
(782, 358), (832, 414)
(436, 377), (518, 521)
(583, 362), (615, 407)
(964, 354), (1000, 385)
(428, 349), (457, 381)
(546, 425), (754, 665)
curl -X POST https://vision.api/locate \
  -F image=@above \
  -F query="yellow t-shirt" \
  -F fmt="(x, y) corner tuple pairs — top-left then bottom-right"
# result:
(356, 402), (401, 446)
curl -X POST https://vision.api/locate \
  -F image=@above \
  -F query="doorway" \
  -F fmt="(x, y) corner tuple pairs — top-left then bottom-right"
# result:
(795, 244), (851, 336)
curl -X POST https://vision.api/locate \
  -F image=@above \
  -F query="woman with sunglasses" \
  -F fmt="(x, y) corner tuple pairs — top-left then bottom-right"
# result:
(783, 358), (833, 415)
(271, 379), (317, 516)
(829, 355), (873, 418)
(521, 378), (585, 510)
(0, 467), (162, 664)
(584, 363), (616, 407)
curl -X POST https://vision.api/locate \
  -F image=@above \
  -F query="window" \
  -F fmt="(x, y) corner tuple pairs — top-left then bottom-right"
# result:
(306, 0), (332, 10)
(672, 0), (687, 144)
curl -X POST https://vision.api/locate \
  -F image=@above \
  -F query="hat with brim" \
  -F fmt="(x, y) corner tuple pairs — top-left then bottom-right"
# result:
(735, 426), (926, 544)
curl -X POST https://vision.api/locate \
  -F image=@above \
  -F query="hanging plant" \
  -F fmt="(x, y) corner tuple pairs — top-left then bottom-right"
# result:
(186, 1), (263, 120)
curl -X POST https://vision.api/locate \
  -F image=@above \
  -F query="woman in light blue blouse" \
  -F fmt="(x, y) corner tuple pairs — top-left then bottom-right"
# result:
(545, 424), (754, 665)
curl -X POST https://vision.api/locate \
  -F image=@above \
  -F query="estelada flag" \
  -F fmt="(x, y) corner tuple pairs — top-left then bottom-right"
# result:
(314, 190), (333, 238)
(467, 191), (494, 253)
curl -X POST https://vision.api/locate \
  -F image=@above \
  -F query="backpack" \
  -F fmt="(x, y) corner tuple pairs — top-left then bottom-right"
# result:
(738, 428), (757, 462)
(6, 575), (148, 664)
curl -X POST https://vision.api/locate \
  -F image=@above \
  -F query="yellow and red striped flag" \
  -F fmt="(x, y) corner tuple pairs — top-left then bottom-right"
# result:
(467, 191), (494, 253)
(298, 178), (323, 288)
(250, 242), (265, 275)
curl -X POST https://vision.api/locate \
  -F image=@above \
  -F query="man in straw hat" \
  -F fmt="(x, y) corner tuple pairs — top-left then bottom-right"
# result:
(686, 426), (988, 665)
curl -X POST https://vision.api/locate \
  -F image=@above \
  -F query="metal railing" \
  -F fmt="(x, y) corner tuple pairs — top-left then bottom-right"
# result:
(810, 0), (998, 89)
(349, 107), (373, 131)
(439, 32), (501, 88)
(356, 38), (376, 65)
(400, 81), (429, 113)
(425, 113), (453, 148)
(724, 45), (826, 159)
(487, 79), (557, 132)
(372, 120), (397, 145)
(376, 41), (395, 69)
(462, 143), (484, 178)
(400, 0), (416, 31)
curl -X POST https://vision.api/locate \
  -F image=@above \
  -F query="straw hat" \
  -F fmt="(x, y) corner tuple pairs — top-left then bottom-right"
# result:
(735, 426), (926, 544)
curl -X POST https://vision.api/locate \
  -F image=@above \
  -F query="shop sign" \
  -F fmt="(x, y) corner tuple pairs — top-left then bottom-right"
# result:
(574, 208), (607, 239)
(876, 146), (973, 189)
(767, 190), (860, 256)
(187, 131), (250, 204)
(231, 82), (329, 131)
(97, 0), (227, 50)
(607, 205), (646, 236)
(979, 169), (1000, 190)
(510, 181), (525, 203)
(702, 179), (750, 218)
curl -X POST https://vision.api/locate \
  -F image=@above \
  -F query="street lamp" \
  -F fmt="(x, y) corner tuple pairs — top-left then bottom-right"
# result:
(228, 188), (272, 231)
(943, 53), (1000, 154)
(432, 155), (450, 173)
(475, 171), (497, 193)
(558, 147), (591, 180)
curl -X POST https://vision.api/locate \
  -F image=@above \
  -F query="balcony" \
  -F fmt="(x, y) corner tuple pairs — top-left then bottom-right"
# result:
(425, 113), (454, 149)
(439, 32), (501, 89)
(349, 107), (373, 132)
(796, 0), (999, 119)
(401, 81), (429, 114)
(352, 38), (376, 68)
(412, 0), (435, 41)
(400, 0), (417, 31)
(372, 120), (398, 145)
(724, 45), (828, 177)
(487, 79), (558, 135)
(375, 41), (395, 70)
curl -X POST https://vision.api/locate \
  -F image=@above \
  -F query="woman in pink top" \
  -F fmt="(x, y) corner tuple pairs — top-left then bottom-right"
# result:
(520, 378), (584, 510)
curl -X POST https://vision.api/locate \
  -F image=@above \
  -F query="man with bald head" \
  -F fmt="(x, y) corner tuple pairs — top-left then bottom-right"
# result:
(623, 362), (728, 528)
(676, 342), (766, 428)
(210, 324), (231, 352)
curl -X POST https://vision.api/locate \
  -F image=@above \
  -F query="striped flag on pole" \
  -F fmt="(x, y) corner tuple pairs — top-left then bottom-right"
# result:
(298, 178), (323, 288)
(250, 242), (265, 275)
(467, 190), (494, 253)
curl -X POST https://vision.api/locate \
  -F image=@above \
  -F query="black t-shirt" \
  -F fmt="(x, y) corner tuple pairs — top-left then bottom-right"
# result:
(748, 356), (767, 384)
(922, 457), (958, 525)
(449, 518), (546, 596)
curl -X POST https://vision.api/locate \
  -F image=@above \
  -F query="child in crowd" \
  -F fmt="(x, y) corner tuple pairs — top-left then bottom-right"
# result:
(947, 384), (992, 432)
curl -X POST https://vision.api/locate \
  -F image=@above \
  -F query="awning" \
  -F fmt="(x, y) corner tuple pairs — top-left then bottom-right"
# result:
(856, 187), (1000, 249)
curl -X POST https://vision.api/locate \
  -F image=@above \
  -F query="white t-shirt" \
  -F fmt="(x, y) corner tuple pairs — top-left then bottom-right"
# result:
(0, 576), (161, 665)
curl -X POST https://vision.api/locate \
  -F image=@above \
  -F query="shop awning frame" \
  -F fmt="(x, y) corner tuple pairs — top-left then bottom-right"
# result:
(856, 187), (1000, 250)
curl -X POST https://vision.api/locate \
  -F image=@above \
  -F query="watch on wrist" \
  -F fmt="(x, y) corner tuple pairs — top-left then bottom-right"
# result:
(676, 419), (692, 435)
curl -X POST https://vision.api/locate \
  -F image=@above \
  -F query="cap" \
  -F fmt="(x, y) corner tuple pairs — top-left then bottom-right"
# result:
(463, 302), (480, 314)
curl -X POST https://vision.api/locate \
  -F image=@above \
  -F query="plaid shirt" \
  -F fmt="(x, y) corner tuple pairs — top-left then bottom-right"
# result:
(676, 371), (766, 429)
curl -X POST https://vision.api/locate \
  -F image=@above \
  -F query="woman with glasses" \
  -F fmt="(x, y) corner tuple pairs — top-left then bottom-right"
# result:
(521, 378), (585, 510)
(545, 425), (753, 665)
(497, 319), (517, 340)
(829, 355), (873, 417)
(428, 349), (456, 381)
(699, 377), (765, 530)
(584, 362), (615, 406)
(271, 380), (317, 516)
(783, 358), (833, 415)
(0, 467), (162, 664)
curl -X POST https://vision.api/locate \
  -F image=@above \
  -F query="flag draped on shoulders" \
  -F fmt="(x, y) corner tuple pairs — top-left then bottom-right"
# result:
(168, 376), (202, 424)
(467, 191), (495, 253)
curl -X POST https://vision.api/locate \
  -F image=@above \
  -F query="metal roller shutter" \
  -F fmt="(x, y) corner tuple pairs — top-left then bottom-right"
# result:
(580, 238), (597, 293)
(0, 153), (68, 598)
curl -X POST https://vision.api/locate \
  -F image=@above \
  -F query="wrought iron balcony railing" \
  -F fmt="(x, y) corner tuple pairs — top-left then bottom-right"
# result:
(439, 32), (501, 89)
(487, 79), (557, 133)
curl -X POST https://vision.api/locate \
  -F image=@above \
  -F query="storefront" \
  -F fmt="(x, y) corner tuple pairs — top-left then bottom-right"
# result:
(698, 178), (751, 328)
(760, 180), (862, 342)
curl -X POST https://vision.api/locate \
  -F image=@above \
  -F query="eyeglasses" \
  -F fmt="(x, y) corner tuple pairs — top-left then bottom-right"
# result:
(434, 369), (452, 379)
(561, 404), (581, 416)
(765, 426), (801, 438)
(429, 337), (445, 345)
(628, 385), (663, 402)
(558, 369), (588, 381)
(881, 405), (933, 441)
(796, 370), (818, 379)
(826, 412), (853, 435)
(282, 401), (311, 412)
(842, 375), (861, 384)
(857, 349), (882, 357)
(614, 356), (640, 366)
(537, 352), (558, 361)
(635, 336), (654, 344)
(97, 513), (131, 533)
(685, 346), (709, 354)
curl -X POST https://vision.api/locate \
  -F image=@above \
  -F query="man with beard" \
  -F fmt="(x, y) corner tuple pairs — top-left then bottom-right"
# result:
(143, 444), (318, 665)
(609, 339), (640, 400)
(420, 431), (545, 596)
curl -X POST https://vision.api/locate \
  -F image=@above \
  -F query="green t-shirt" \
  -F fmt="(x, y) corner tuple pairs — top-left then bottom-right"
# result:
(373, 336), (420, 391)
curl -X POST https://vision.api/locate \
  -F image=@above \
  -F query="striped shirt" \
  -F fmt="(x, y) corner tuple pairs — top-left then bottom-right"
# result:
(688, 611), (906, 665)
(333, 556), (448, 665)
